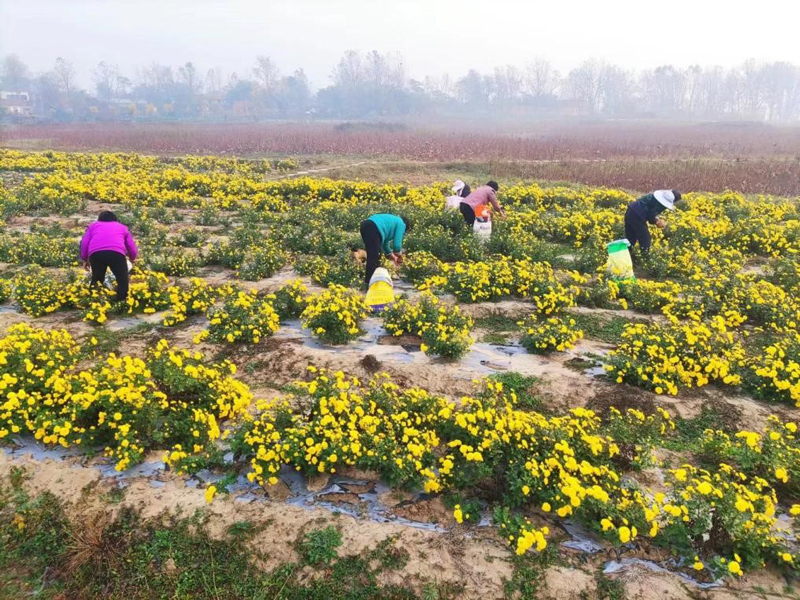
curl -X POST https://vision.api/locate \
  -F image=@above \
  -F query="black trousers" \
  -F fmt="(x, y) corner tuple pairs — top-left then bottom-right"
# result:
(89, 250), (129, 301)
(360, 220), (383, 287)
(624, 206), (652, 253)
(459, 202), (476, 226)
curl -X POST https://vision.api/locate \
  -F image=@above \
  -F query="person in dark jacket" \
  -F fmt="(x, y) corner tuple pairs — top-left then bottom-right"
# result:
(624, 189), (681, 254)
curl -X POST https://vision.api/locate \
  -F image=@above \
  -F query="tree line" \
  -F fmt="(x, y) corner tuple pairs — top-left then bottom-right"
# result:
(2, 51), (800, 122)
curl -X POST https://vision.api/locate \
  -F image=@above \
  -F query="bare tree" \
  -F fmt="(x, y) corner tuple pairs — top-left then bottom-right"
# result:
(698, 66), (726, 117)
(423, 74), (454, 99)
(456, 69), (487, 105)
(178, 61), (203, 95)
(205, 67), (224, 94)
(365, 50), (388, 86)
(523, 57), (560, 98)
(601, 65), (635, 115)
(331, 50), (365, 88)
(738, 59), (766, 117)
(566, 60), (606, 113)
(93, 61), (129, 100)
(53, 57), (76, 96)
(758, 62), (800, 121)
(641, 65), (686, 114)
(253, 55), (280, 92)
(383, 52), (406, 89)
(1, 54), (30, 89)
(138, 62), (174, 91)
(492, 65), (522, 105)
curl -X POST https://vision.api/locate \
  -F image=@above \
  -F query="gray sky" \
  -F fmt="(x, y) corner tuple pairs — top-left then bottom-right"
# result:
(3, 0), (800, 89)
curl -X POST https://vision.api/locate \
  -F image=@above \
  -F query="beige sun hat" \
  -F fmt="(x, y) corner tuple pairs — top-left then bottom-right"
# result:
(653, 189), (677, 210)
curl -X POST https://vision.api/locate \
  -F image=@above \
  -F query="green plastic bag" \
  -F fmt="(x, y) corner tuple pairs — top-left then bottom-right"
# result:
(606, 239), (634, 281)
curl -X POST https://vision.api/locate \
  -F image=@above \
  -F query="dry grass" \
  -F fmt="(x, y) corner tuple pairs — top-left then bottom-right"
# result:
(4, 121), (800, 193)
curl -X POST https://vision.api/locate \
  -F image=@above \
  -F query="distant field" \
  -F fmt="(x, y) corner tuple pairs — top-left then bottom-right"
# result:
(3, 121), (800, 195)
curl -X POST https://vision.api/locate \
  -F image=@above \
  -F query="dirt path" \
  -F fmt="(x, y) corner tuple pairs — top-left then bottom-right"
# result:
(268, 160), (377, 180)
(2, 446), (794, 600)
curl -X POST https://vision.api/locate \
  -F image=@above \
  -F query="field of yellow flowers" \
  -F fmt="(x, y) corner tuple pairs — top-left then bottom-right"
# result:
(0, 148), (798, 593)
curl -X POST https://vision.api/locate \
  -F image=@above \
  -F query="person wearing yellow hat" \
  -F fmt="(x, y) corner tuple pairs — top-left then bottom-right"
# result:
(624, 189), (682, 254)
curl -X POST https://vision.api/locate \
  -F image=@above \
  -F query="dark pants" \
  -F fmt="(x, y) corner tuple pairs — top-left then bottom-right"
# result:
(459, 202), (476, 226)
(624, 205), (651, 253)
(89, 250), (129, 301)
(360, 220), (383, 287)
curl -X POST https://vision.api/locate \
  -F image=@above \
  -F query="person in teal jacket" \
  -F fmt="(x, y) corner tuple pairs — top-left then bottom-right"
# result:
(360, 214), (412, 286)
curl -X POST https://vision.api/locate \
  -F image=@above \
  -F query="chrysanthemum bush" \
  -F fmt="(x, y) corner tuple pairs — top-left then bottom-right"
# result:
(605, 317), (745, 396)
(575, 273), (623, 309)
(300, 284), (368, 344)
(142, 246), (200, 277)
(12, 268), (82, 317)
(743, 334), (800, 407)
(420, 257), (579, 312)
(0, 325), (253, 472)
(10, 267), (172, 323)
(294, 249), (363, 288)
(237, 369), (447, 487)
(397, 250), (443, 284)
(698, 416), (799, 496)
(618, 279), (683, 314)
(0, 279), (11, 304)
(518, 313), (583, 354)
(234, 369), (799, 574)
(268, 279), (310, 321)
(657, 463), (789, 577)
(162, 278), (235, 327)
(203, 290), (280, 344)
(0, 232), (78, 268)
(237, 238), (289, 281)
(732, 277), (799, 332)
(605, 407), (675, 470)
(381, 292), (474, 359)
(82, 269), (173, 324)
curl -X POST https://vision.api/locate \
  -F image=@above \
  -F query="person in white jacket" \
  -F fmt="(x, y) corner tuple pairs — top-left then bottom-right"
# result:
(444, 180), (471, 210)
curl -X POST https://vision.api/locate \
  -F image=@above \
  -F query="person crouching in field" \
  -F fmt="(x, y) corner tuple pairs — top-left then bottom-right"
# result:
(625, 189), (681, 255)
(445, 179), (471, 210)
(360, 213), (412, 287)
(459, 181), (506, 226)
(80, 211), (138, 301)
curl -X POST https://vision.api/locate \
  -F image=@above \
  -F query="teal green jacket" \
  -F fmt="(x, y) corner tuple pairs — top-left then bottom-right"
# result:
(368, 214), (406, 254)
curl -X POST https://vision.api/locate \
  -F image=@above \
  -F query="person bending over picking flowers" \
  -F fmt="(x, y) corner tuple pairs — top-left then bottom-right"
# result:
(444, 179), (471, 210)
(624, 189), (681, 254)
(80, 210), (138, 301)
(459, 180), (506, 226)
(360, 213), (412, 287)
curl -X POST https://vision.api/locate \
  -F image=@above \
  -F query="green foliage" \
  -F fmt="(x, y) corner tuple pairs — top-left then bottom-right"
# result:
(295, 249), (363, 288)
(176, 227), (209, 248)
(269, 279), (310, 321)
(144, 246), (199, 276)
(519, 314), (584, 354)
(484, 372), (542, 411)
(237, 240), (288, 281)
(0, 233), (78, 267)
(298, 525), (343, 566)
(382, 293), (474, 359)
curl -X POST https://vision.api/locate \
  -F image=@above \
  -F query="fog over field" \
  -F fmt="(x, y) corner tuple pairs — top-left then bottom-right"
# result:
(2, 0), (800, 122)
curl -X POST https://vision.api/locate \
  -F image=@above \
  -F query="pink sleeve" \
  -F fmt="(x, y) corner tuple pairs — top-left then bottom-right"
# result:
(124, 227), (138, 261)
(80, 225), (93, 261)
(489, 190), (502, 212)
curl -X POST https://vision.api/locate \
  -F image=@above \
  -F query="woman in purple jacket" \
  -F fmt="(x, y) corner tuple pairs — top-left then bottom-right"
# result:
(80, 211), (138, 301)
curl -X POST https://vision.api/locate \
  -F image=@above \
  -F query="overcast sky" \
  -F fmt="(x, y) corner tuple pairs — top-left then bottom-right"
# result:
(3, 0), (800, 89)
